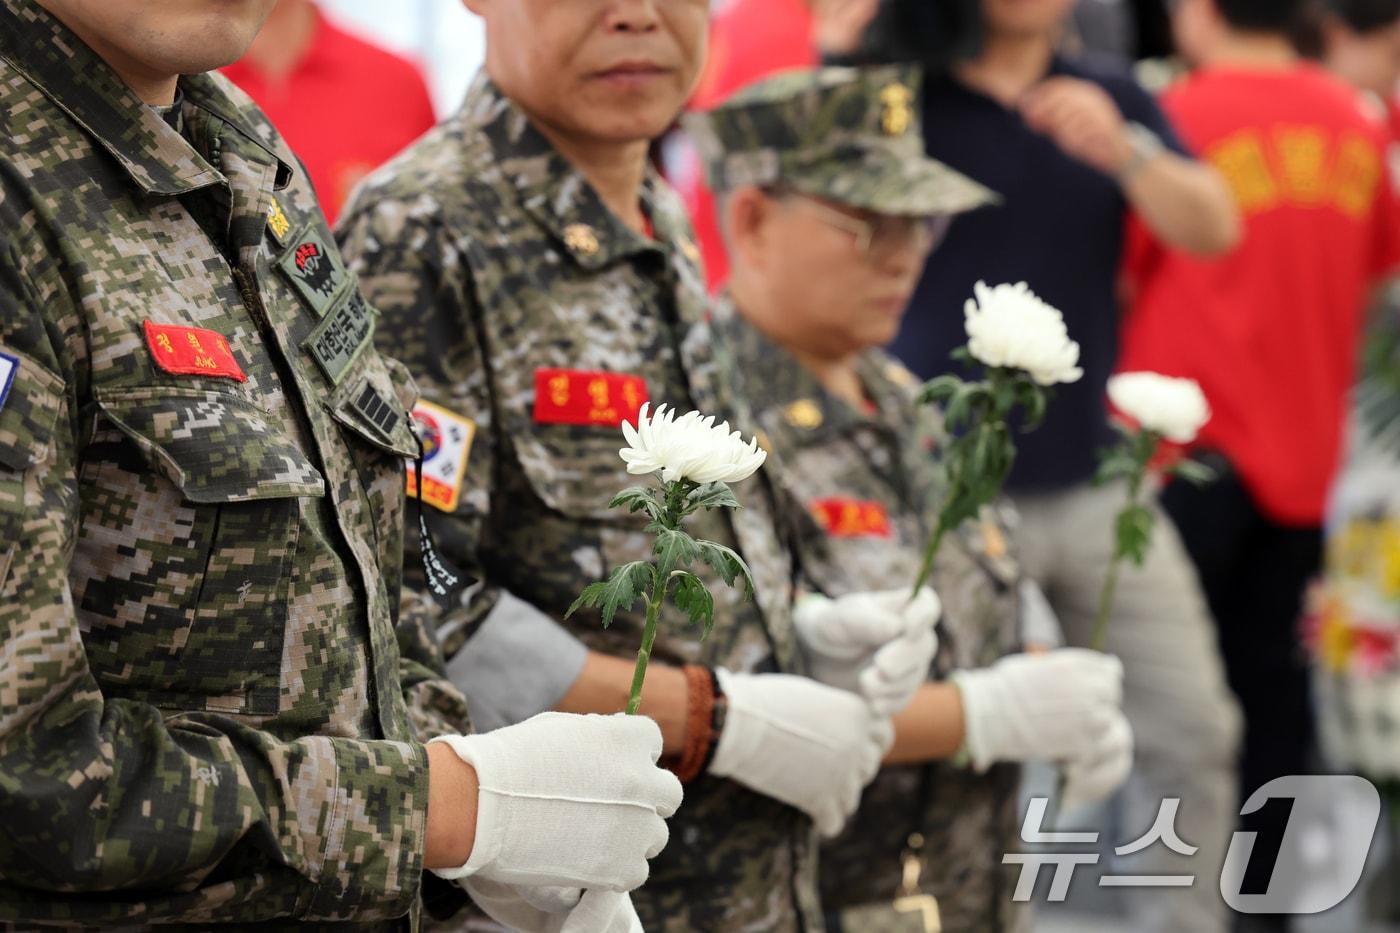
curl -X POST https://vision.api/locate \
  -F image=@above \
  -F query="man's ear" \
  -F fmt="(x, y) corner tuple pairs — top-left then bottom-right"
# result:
(723, 186), (779, 272)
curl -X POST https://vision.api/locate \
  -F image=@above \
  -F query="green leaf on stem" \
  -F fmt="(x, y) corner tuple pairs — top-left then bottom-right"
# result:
(1015, 379), (1049, 431)
(1171, 458), (1217, 487)
(565, 560), (653, 627)
(653, 527), (701, 579)
(1115, 504), (1156, 566)
(1094, 448), (1139, 487)
(684, 481), (742, 514)
(671, 571), (717, 639)
(696, 539), (757, 601)
(917, 374), (963, 406)
(944, 382), (985, 431)
(609, 486), (664, 523)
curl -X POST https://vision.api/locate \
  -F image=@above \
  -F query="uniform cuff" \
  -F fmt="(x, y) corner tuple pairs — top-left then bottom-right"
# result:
(301, 737), (430, 921)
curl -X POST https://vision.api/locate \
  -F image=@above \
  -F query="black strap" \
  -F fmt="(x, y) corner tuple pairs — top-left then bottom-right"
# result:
(412, 430), (465, 610)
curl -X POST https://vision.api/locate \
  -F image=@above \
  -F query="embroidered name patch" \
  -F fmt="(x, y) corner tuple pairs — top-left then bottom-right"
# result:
(406, 400), (477, 513)
(278, 231), (348, 317)
(304, 290), (374, 386)
(144, 322), (247, 382)
(0, 351), (17, 415)
(533, 368), (648, 427)
(810, 498), (893, 538)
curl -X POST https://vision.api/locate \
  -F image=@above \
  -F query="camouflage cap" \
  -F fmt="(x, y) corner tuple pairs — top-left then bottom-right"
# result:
(683, 64), (999, 217)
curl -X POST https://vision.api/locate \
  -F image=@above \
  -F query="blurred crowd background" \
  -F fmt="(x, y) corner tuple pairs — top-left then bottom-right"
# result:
(218, 2), (1400, 930)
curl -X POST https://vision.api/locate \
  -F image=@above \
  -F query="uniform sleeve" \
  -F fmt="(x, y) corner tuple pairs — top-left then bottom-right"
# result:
(338, 196), (589, 734)
(0, 247), (428, 926)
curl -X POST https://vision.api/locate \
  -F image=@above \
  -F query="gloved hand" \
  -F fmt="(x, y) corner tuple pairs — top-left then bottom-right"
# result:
(429, 712), (683, 891)
(461, 879), (642, 933)
(793, 587), (941, 715)
(708, 670), (893, 837)
(1062, 705), (1134, 811)
(950, 649), (1128, 772)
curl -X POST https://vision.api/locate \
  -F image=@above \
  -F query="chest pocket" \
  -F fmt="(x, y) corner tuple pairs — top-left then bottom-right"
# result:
(76, 386), (324, 717)
(0, 351), (65, 592)
(510, 419), (636, 522)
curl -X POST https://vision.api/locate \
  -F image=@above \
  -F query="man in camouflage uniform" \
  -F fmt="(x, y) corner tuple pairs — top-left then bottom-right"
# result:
(340, 4), (942, 932)
(685, 65), (1137, 932)
(0, 1), (681, 928)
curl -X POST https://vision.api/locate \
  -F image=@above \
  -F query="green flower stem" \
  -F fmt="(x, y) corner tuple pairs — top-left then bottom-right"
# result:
(627, 583), (662, 716)
(911, 520), (952, 600)
(624, 479), (691, 715)
(1090, 433), (1152, 652)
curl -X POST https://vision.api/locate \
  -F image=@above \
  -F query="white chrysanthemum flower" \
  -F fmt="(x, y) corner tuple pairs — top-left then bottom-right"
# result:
(620, 403), (767, 485)
(963, 281), (1084, 386)
(1108, 372), (1211, 444)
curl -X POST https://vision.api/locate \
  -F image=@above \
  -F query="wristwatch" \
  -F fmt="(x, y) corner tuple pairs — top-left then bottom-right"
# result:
(1118, 121), (1166, 184)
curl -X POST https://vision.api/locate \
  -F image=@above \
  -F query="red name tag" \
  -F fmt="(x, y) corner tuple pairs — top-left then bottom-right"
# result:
(533, 368), (648, 427)
(811, 498), (894, 538)
(144, 321), (247, 382)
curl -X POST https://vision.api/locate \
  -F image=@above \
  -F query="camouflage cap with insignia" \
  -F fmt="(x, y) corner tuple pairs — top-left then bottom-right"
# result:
(683, 64), (999, 218)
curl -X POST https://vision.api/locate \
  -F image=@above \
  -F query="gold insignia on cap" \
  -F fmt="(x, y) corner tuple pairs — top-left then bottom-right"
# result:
(563, 223), (600, 256)
(784, 399), (824, 430)
(679, 237), (702, 267)
(880, 83), (915, 137)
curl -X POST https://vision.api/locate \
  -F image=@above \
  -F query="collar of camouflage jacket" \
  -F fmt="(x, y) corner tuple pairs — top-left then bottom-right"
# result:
(0, 0), (292, 197)
(457, 71), (681, 272)
(711, 292), (919, 450)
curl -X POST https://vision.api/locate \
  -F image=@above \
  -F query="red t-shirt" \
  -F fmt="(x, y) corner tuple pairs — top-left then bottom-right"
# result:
(1121, 65), (1400, 525)
(222, 9), (436, 225)
(674, 0), (818, 291)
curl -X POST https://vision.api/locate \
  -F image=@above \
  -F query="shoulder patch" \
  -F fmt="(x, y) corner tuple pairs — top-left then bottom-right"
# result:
(407, 400), (477, 513)
(278, 230), (350, 317)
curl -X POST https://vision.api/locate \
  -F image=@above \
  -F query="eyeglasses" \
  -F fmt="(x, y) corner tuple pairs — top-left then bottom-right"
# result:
(790, 194), (953, 264)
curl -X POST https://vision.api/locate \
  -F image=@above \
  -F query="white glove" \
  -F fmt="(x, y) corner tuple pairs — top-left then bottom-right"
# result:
(708, 669), (893, 837)
(793, 587), (941, 715)
(461, 879), (642, 933)
(950, 649), (1127, 771)
(429, 712), (683, 891)
(1062, 706), (1135, 811)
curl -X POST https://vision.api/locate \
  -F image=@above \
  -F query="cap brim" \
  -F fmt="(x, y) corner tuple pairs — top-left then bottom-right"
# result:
(788, 153), (1000, 217)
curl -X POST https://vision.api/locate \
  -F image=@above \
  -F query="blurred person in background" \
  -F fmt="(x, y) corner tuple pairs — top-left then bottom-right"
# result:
(223, 0), (436, 223)
(688, 64), (1135, 933)
(1121, 1), (1400, 929)
(1316, 0), (1400, 136)
(887, 1), (1244, 931)
(339, 1), (938, 930)
(679, 0), (882, 289)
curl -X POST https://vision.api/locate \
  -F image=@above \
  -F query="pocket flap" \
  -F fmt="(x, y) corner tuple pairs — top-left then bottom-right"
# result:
(510, 423), (633, 521)
(94, 387), (325, 503)
(0, 348), (64, 473)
